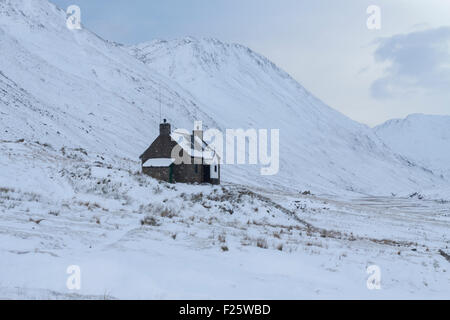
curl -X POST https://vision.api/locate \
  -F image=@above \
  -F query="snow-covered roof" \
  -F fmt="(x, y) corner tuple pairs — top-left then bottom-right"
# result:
(143, 158), (175, 167)
(171, 131), (220, 161)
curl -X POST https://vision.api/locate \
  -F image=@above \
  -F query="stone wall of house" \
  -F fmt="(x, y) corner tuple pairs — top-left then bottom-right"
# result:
(210, 177), (220, 185)
(143, 167), (171, 183)
(140, 135), (178, 164)
(173, 162), (203, 184)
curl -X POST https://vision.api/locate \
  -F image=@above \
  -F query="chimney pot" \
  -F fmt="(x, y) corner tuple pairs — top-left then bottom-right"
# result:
(160, 121), (171, 135)
(193, 121), (203, 141)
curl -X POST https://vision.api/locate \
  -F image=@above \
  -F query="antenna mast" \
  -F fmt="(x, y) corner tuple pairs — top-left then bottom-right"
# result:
(159, 84), (162, 124)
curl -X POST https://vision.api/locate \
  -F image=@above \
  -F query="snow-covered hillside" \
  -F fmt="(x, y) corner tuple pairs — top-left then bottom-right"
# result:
(0, 0), (445, 196)
(0, 0), (215, 158)
(0, 0), (449, 300)
(0, 140), (449, 299)
(129, 38), (446, 195)
(375, 114), (450, 180)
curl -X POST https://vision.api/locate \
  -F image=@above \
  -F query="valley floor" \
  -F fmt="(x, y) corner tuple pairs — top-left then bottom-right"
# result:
(0, 141), (449, 299)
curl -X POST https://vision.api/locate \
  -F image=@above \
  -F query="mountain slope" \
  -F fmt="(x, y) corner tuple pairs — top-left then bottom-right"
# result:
(0, 0), (445, 195)
(1, 0), (449, 300)
(375, 114), (450, 179)
(0, 0), (214, 159)
(129, 38), (445, 194)
(1, 140), (449, 299)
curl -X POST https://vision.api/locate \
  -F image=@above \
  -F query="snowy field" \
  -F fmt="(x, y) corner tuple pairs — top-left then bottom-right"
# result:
(0, 140), (448, 299)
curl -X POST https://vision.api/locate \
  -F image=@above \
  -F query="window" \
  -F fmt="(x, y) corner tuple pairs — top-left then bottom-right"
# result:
(214, 165), (217, 173)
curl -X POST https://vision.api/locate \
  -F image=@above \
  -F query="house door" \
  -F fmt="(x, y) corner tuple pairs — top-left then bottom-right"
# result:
(203, 165), (211, 183)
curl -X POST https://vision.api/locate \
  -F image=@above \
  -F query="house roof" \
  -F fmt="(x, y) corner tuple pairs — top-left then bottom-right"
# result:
(171, 130), (220, 161)
(143, 158), (175, 168)
(140, 127), (221, 164)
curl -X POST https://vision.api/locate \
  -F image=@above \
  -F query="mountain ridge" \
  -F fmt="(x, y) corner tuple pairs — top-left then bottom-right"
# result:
(375, 113), (450, 180)
(0, 0), (447, 195)
(129, 37), (445, 194)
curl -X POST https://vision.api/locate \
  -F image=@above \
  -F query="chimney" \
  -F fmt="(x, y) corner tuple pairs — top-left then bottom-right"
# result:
(160, 119), (171, 136)
(193, 120), (203, 141)
(192, 121), (203, 159)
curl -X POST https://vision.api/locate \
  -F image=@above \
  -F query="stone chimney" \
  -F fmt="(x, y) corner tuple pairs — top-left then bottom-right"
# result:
(193, 120), (203, 141)
(160, 119), (171, 136)
(192, 121), (203, 159)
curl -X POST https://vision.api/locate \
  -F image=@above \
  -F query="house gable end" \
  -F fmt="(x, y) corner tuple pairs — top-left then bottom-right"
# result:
(140, 135), (180, 164)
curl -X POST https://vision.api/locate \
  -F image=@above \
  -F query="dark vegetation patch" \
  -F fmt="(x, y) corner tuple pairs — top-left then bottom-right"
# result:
(439, 250), (450, 263)
(140, 216), (160, 227)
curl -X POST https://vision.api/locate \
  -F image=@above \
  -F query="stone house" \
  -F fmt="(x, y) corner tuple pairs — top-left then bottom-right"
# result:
(139, 120), (220, 184)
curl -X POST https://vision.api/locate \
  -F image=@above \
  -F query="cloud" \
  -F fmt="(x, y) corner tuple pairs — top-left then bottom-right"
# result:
(371, 26), (450, 99)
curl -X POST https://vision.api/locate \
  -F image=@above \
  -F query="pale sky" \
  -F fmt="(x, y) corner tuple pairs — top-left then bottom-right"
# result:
(51, 0), (450, 126)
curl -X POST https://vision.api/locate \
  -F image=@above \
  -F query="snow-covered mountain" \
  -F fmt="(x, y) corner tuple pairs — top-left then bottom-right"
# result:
(1, 0), (449, 300)
(0, 0), (445, 195)
(0, 0), (213, 158)
(375, 114), (450, 179)
(129, 38), (444, 194)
